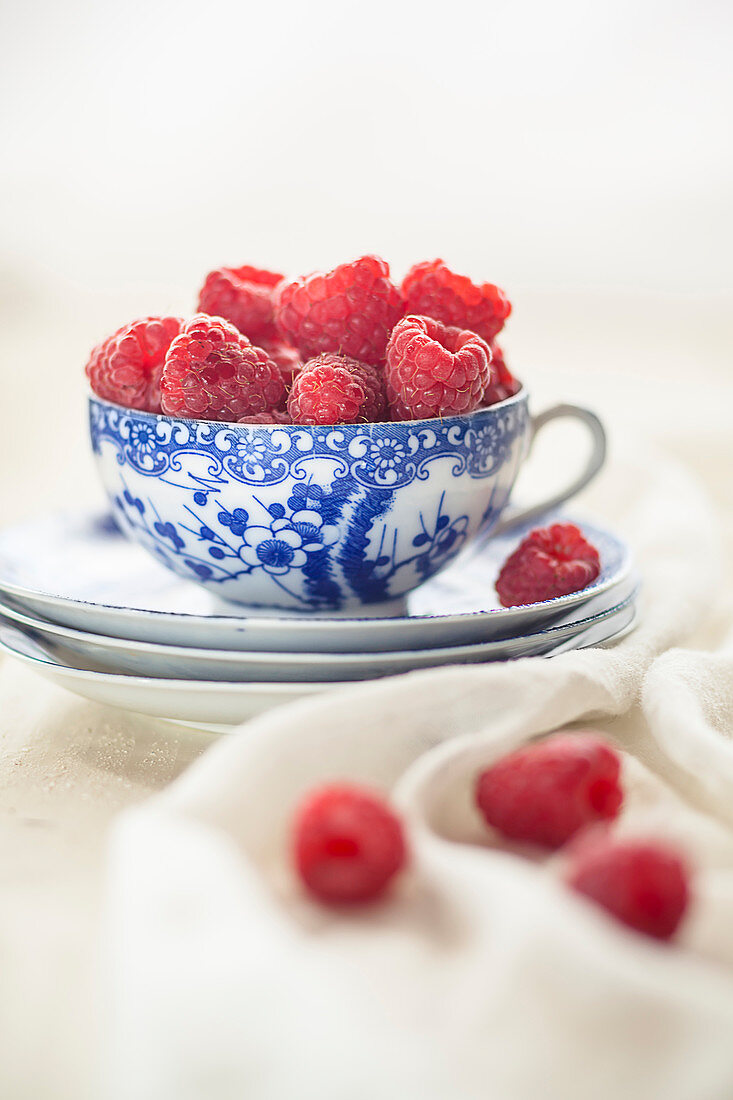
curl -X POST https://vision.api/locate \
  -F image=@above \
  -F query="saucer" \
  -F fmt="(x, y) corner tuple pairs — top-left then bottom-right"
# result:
(0, 600), (638, 724)
(0, 624), (340, 724)
(0, 579), (638, 682)
(0, 510), (633, 653)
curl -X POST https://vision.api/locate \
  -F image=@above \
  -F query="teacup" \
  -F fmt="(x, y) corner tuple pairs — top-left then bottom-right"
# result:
(88, 391), (605, 612)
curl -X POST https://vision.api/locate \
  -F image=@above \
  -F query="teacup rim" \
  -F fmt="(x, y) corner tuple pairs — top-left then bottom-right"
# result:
(87, 386), (526, 432)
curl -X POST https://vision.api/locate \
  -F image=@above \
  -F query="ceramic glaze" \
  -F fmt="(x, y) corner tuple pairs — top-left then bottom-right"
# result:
(89, 395), (531, 610)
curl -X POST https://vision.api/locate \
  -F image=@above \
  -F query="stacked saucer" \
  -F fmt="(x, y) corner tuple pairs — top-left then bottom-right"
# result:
(0, 509), (638, 728)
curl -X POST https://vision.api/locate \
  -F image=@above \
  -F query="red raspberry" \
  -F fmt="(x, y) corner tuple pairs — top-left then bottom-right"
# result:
(258, 340), (303, 384)
(402, 259), (511, 343)
(350, 360), (388, 422)
(288, 354), (387, 425)
(293, 784), (407, 904)
(482, 343), (521, 406)
(85, 316), (184, 413)
(495, 523), (601, 608)
(237, 410), (292, 424)
(567, 835), (690, 940)
(197, 265), (283, 342)
(275, 255), (404, 364)
(160, 315), (286, 422)
(385, 315), (491, 420)
(475, 732), (623, 849)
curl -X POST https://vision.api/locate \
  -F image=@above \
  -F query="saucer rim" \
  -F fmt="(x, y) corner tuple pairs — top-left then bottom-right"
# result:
(0, 595), (637, 691)
(0, 582), (639, 671)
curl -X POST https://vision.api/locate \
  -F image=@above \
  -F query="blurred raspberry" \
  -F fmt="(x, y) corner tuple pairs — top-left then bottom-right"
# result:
(288, 353), (387, 425)
(293, 784), (407, 904)
(197, 265), (283, 342)
(161, 314), (285, 422)
(402, 259), (511, 343)
(85, 316), (184, 413)
(482, 343), (521, 406)
(475, 732), (623, 849)
(258, 339), (303, 384)
(385, 315), (491, 420)
(275, 255), (404, 364)
(237, 410), (292, 424)
(567, 835), (690, 940)
(495, 523), (601, 607)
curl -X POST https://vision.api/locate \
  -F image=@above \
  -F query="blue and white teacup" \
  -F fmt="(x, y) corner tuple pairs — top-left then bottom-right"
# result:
(89, 391), (605, 612)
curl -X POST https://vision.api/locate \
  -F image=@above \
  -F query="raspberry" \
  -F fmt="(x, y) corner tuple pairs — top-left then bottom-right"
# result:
(495, 523), (601, 608)
(292, 784), (407, 904)
(275, 255), (404, 364)
(567, 835), (690, 940)
(288, 354), (387, 425)
(401, 259), (511, 343)
(238, 410), (292, 424)
(475, 732), (623, 849)
(160, 315), (286, 422)
(197, 265), (283, 342)
(385, 315), (491, 420)
(482, 343), (521, 406)
(350, 360), (388, 421)
(258, 340), (303, 383)
(85, 316), (184, 413)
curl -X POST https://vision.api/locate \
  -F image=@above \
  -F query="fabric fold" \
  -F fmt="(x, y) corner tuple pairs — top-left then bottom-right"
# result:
(103, 442), (733, 1100)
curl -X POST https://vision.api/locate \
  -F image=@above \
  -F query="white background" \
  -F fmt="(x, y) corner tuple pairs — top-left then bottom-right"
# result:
(1, 0), (730, 523)
(1, 0), (732, 296)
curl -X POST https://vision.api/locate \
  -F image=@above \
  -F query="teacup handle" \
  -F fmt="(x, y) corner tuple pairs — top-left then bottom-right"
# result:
(490, 403), (607, 537)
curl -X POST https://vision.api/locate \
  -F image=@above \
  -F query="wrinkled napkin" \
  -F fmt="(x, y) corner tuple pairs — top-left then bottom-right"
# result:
(104, 435), (733, 1100)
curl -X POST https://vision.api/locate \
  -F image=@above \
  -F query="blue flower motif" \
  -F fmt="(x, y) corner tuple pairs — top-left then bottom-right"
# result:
(186, 559), (213, 579)
(123, 488), (145, 515)
(129, 422), (158, 456)
(153, 520), (184, 550)
(91, 397), (527, 494)
(239, 511), (338, 576)
(286, 479), (354, 526)
(466, 416), (518, 476)
(425, 515), (468, 566)
(366, 436), (407, 473)
(230, 434), (275, 481)
(287, 483), (325, 511)
(218, 508), (250, 537)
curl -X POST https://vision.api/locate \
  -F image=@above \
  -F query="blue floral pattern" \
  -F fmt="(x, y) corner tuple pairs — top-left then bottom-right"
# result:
(91, 396), (529, 610)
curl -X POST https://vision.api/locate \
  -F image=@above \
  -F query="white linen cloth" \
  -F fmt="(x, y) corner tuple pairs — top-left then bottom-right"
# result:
(1, 292), (731, 1100)
(103, 435), (733, 1100)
